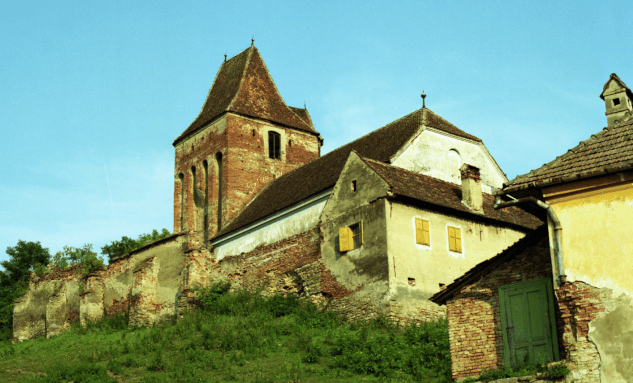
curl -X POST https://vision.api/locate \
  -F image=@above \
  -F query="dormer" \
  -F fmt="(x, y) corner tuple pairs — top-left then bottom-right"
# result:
(600, 73), (633, 126)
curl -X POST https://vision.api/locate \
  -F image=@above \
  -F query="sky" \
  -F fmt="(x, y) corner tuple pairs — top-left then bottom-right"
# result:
(2, 0), (632, 265)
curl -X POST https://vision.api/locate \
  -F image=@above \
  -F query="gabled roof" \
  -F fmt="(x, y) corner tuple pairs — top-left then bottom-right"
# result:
(213, 108), (425, 238)
(600, 73), (633, 100)
(360, 156), (542, 230)
(505, 119), (633, 192)
(430, 225), (549, 305)
(174, 46), (318, 146)
(419, 108), (482, 142)
(212, 107), (526, 240)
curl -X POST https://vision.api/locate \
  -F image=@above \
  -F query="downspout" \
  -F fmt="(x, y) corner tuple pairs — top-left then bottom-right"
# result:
(493, 195), (565, 284)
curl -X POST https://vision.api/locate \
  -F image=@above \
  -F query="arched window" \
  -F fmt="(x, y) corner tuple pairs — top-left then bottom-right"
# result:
(215, 153), (223, 230)
(268, 131), (281, 159)
(202, 160), (209, 235)
(191, 166), (196, 230)
(448, 149), (462, 183)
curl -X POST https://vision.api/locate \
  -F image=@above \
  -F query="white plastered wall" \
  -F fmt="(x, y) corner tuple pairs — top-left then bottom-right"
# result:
(391, 129), (507, 193)
(211, 190), (330, 260)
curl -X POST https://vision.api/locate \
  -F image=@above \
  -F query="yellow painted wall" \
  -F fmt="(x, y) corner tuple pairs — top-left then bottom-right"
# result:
(386, 201), (527, 297)
(546, 182), (633, 295)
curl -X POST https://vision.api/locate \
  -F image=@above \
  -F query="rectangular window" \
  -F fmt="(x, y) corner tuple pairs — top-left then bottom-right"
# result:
(448, 226), (462, 253)
(415, 218), (430, 246)
(339, 222), (363, 252)
(268, 131), (281, 159)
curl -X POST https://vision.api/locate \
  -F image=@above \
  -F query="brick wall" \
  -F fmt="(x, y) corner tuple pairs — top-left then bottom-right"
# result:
(446, 234), (554, 380)
(174, 114), (319, 237)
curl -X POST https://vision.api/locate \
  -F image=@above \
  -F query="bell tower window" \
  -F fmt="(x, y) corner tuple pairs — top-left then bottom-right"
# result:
(268, 131), (281, 159)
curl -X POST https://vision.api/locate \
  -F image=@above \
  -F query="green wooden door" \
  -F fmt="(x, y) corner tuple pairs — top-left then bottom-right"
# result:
(499, 278), (560, 368)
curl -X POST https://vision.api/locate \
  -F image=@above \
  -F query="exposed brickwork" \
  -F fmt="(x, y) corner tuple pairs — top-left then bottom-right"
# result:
(554, 281), (605, 382)
(387, 300), (446, 326)
(174, 113), (319, 238)
(446, 234), (554, 380)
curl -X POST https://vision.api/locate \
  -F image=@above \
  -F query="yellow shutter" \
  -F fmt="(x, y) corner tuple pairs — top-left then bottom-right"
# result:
(423, 220), (430, 246)
(415, 218), (430, 246)
(455, 227), (462, 253)
(447, 226), (454, 251)
(447, 226), (462, 253)
(339, 226), (353, 252)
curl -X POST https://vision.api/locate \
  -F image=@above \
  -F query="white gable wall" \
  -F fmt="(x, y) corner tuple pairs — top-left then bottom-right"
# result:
(391, 128), (507, 193)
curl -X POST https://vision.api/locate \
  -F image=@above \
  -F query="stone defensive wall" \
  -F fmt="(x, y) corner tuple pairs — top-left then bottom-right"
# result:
(13, 228), (436, 342)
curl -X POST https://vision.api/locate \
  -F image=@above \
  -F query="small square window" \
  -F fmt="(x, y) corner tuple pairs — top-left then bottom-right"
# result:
(408, 278), (416, 286)
(613, 98), (621, 106)
(447, 226), (462, 253)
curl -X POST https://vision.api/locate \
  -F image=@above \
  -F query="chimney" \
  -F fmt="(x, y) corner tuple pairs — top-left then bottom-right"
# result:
(460, 164), (483, 212)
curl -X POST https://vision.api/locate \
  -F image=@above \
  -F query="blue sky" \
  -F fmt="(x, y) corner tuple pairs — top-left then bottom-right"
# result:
(2, 1), (632, 264)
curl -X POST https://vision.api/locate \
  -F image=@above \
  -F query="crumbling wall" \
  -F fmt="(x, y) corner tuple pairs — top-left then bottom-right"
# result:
(556, 281), (633, 383)
(12, 265), (81, 342)
(13, 235), (186, 341)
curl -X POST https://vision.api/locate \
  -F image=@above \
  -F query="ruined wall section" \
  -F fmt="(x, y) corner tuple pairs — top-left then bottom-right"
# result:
(13, 235), (186, 342)
(13, 265), (81, 341)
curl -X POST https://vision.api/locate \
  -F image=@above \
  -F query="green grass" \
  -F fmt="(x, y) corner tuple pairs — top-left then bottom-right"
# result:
(0, 284), (452, 383)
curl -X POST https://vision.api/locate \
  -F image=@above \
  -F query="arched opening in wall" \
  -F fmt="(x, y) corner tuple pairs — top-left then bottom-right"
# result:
(268, 131), (281, 159)
(178, 173), (184, 232)
(215, 152), (223, 231)
(202, 160), (209, 238)
(191, 166), (197, 231)
(448, 149), (462, 184)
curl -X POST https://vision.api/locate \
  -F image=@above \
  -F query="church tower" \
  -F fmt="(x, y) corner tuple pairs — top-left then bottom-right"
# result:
(600, 73), (633, 126)
(173, 45), (322, 242)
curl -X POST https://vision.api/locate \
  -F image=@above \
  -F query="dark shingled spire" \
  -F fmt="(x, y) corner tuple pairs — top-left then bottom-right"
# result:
(174, 46), (318, 146)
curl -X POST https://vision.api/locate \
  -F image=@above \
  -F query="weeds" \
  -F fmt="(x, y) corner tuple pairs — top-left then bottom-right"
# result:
(1, 286), (454, 382)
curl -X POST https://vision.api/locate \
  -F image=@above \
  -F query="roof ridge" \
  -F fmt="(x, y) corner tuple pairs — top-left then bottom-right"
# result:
(226, 46), (254, 112)
(250, 47), (313, 132)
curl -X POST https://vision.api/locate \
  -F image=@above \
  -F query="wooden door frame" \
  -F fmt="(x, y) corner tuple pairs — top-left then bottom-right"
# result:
(499, 277), (560, 368)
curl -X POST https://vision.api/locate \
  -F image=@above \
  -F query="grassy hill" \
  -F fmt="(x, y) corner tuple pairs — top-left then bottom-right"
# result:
(0, 284), (452, 383)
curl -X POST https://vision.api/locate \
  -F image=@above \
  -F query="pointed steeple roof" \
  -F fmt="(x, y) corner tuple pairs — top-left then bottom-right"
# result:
(174, 46), (318, 145)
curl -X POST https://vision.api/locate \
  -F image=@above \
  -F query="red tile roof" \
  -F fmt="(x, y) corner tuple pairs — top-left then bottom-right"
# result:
(360, 157), (542, 230)
(430, 225), (548, 305)
(505, 119), (633, 192)
(174, 46), (318, 146)
(212, 106), (533, 240)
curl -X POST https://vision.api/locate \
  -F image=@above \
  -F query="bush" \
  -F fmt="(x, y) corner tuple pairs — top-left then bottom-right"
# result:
(52, 244), (105, 276)
(102, 229), (171, 263)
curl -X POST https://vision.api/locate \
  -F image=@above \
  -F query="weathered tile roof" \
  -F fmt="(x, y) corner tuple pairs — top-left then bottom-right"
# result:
(174, 46), (318, 146)
(430, 225), (548, 305)
(505, 119), (633, 192)
(213, 108), (425, 238)
(213, 107), (528, 240)
(420, 108), (482, 142)
(360, 157), (542, 230)
(289, 106), (315, 130)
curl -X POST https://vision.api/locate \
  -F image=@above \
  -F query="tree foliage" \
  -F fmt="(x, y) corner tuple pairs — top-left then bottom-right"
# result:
(0, 240), (51, 340)
(101, 229), (171, 263)
(52, 244), (105, 276)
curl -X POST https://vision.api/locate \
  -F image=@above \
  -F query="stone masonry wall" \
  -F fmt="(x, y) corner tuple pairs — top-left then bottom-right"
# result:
(446, 234), (554, 380)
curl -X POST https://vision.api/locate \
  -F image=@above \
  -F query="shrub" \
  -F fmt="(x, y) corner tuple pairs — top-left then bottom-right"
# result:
(52, 244), (105, 276)
(102, 229), (171, 263)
